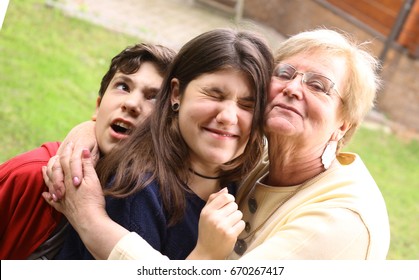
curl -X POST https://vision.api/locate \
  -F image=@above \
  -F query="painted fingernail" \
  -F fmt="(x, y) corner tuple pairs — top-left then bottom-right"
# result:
(52, 193), (58, 202)
(73, 176), (80, 186)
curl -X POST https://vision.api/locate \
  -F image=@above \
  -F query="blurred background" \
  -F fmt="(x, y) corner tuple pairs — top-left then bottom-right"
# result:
(1, 0), (418, 259)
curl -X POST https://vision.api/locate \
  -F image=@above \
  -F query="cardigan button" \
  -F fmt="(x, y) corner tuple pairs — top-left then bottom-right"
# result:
(245, 222), (251, 232)
(248, 197), (257, 213)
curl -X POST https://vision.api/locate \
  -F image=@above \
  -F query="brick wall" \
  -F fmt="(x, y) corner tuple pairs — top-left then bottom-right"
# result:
(243, 0), (419, 133)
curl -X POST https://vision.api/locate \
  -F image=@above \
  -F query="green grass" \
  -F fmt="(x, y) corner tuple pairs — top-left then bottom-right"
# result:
(344, 127), (419, 259)
(1, 0), (418, 260)
(0, 0), (138, 161)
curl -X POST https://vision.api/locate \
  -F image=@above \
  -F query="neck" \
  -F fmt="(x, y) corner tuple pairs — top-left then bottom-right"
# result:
(188, 168), (221, 180)
(187, 174), (221, 201)
(265, 142), (330, 186)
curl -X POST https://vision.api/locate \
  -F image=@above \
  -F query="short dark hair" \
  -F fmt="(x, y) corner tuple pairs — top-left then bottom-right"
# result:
(98, 43), (176, 98)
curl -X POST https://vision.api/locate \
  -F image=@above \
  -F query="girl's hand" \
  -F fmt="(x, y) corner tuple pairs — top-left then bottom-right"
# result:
(187, 188), (245, 259)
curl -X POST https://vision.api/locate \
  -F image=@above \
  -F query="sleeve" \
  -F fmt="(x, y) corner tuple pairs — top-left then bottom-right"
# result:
(108, 232), (170, 260)
(0, 142), (62, 259)
(239, 207), (370, 260)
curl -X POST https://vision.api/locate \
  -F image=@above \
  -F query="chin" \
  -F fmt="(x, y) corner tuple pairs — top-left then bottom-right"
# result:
(266, 117), (299, 134)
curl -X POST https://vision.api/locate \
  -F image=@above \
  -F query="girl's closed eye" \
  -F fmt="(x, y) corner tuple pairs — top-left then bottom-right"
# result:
(238, 98), (255, 111)
(200, 87), (224, 100)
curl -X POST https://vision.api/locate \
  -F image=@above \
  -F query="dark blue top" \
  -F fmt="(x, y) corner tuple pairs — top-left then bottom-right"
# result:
(55, 179), (237, 260)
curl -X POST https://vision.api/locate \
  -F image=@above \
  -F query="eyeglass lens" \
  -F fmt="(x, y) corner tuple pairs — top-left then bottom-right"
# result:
(274, 64), (334, 95)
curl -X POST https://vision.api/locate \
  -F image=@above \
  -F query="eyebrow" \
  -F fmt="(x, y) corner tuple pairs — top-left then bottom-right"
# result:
(280, 63), (322, 74)
(111, 74), (132, 85)
(239, 95), (255, 102)
(201, 85), (223, 93)
(202, 85), (254, 99)
(142, 86), (160, 96)
(113, 74), (161, 91)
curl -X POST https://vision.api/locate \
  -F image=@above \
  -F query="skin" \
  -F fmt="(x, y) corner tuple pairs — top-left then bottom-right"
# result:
(46, 62), (164, 198)
(265, 51), (351, 186)
(95, 62), (163, 154)
(171, 69), (254, 200)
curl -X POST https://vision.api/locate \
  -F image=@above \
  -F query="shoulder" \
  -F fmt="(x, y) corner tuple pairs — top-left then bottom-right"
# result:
(236, 147), (269, 202)
(0, 142), (61, 182)
(1, 142), (60, 171)
(107, 180), (165, 219)
(129, 180), (162, 205)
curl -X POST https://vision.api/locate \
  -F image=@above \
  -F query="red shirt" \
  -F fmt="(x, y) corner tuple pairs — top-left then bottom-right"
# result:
(0, 142), (63, 259)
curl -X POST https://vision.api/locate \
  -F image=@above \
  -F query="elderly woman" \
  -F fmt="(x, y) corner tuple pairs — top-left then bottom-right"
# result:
(44, 28), (390, 260)
(229, 28), (390, 259)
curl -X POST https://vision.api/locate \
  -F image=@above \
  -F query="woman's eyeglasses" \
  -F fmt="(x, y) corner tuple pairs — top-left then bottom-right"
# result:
(273, 63), (342, 100)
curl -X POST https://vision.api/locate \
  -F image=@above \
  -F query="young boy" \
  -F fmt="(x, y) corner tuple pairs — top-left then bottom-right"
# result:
(0, 43), (175, 259)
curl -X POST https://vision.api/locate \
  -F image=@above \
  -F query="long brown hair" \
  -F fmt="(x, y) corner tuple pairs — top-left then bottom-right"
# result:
(96, 28), (273, 225)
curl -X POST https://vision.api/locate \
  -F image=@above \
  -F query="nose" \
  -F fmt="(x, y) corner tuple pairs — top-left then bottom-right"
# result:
(283, 73), (304, 100)
(122, 94), (142, 117)
(215, 101), (238, 126)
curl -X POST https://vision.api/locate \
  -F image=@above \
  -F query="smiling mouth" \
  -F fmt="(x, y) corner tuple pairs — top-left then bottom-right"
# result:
(276, 104), (302, 117)
(111, 121), (133, 135)
(205, 128), (237, 138)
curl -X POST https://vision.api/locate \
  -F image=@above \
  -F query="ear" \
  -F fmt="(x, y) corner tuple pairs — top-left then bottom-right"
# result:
(331, 120), (351, 141)
(91, 97), (101, 121)
(170, 78), (181, 105)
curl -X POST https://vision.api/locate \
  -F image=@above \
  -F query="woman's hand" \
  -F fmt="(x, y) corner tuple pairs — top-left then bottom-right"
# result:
(42, 142), (105, 223)
(45, 121), (99, 200)
(42, 143), (126, 259)
(187, 188), (245, 260)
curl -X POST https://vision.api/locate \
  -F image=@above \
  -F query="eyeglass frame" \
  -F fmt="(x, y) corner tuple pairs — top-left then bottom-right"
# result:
(273, 63), (343, 101)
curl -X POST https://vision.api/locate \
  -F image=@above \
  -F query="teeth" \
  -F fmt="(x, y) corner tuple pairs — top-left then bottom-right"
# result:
(113, 121), (131, 129)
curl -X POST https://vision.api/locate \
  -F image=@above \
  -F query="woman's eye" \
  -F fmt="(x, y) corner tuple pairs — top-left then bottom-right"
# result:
(274, 69), (293, 80)
(304, 77), (327, 93)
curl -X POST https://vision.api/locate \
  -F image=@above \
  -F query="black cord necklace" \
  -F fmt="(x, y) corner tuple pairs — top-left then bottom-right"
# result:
(189, 168), (221, 180)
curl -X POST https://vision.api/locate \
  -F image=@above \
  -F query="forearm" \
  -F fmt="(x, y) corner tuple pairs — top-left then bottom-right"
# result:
(57, 120), (97, 154)
(68, 208), (130, 260)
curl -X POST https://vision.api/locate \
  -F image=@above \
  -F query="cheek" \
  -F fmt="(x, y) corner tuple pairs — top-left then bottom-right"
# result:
(142, 102), (155, 117)
(97, 98), (117, 115)
(307, 103), (336, 130)
(240, 110), (254, 135)
(268, 80), (283, 102)
(94, 108), (107, 127)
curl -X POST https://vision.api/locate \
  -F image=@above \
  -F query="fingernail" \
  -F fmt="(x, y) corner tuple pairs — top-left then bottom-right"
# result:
(218, 187), (228, 193)
(52, 193), (58, 202)
(73, 176), (80, 186)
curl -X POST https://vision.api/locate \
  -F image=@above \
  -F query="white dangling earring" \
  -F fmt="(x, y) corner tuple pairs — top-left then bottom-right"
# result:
(321, 141), (337, 169)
